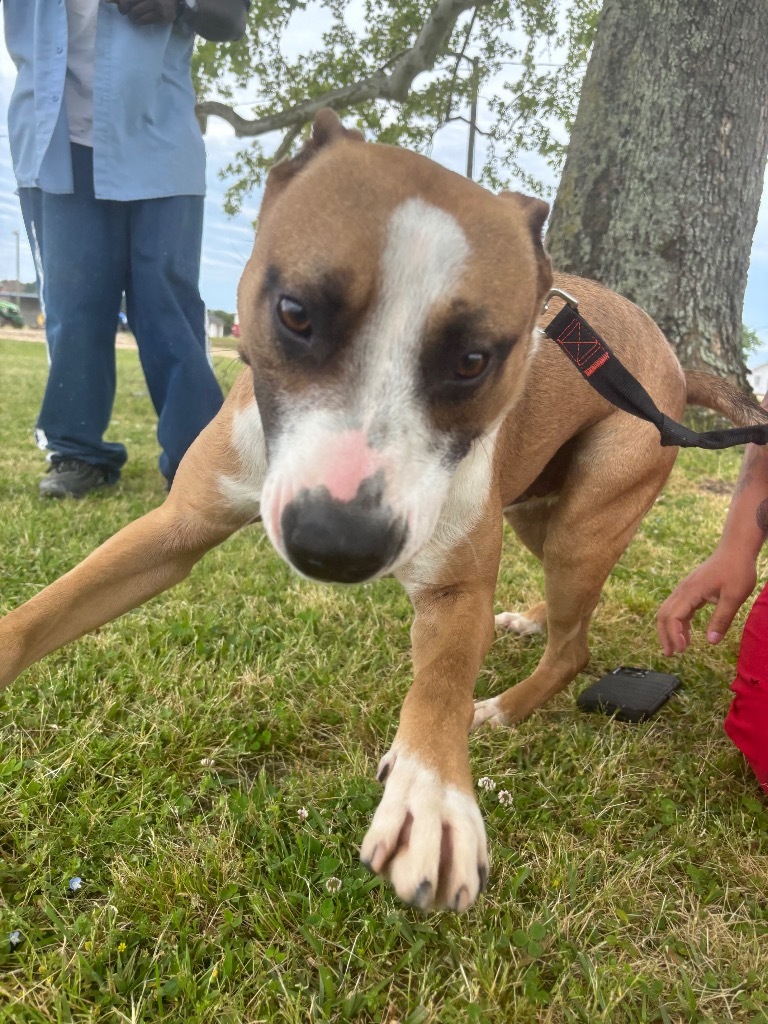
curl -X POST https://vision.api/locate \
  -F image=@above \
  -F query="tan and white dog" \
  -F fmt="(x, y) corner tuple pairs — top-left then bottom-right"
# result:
(1, 111), (765, 912)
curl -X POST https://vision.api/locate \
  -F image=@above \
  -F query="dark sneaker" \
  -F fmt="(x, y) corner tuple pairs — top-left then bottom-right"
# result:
(39, 459), (114, 499)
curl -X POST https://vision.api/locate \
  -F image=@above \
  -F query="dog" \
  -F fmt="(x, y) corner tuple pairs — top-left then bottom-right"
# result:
(1, 109), (765, 913)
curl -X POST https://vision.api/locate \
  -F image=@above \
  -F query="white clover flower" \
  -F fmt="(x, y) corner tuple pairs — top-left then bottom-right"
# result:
(200, 758), (215, 767)
(497, 789), (513, 806)
(325, 876), (342, 893)
(477, 777), (496, 792)
(297, 807), (309, 822)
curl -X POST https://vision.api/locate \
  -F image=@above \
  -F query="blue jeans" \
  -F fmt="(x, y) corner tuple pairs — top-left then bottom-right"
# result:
(19, 144), (224, 483)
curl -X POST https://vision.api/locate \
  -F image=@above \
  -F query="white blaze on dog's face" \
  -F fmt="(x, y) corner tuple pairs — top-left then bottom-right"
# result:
(237, 116), (551, 584)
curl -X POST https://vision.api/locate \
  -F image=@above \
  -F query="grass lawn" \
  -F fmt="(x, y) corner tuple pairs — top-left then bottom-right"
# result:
(1, 337), (767, 1023)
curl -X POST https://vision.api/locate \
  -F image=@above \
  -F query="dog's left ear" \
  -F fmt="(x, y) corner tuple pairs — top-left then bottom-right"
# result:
(263, 109), (365, 203)
(498, 191), (553, 302)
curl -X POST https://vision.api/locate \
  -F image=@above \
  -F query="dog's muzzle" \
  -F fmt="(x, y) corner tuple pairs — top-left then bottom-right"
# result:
(280, 479), (407, 584)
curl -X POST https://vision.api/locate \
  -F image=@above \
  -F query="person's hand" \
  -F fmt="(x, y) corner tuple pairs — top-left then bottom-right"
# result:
(656, 548), (757, 656)
(105, 0), (177, 26)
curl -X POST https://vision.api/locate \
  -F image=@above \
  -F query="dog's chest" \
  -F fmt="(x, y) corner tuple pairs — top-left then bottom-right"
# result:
(397, 432), (498, 590)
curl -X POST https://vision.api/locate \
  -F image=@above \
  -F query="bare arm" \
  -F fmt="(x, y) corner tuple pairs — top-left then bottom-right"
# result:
(657, 396), (768, 655)
(182, 0), (248, 42)
(107, 0), (248, 42)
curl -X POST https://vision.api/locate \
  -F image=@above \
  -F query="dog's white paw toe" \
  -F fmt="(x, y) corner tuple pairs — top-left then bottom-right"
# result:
(375, 749), (397, 784)
(360, 751), (488, 912)
(494, 611), (544, 635)
(471, 696), (508, 731)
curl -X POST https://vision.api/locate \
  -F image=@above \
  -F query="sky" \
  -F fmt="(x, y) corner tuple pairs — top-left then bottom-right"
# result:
(0, 6), (766, 366)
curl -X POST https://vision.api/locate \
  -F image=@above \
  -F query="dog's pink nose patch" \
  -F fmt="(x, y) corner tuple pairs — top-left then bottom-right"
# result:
(322, 430), (380, 502)
(263, 429), (387, 550)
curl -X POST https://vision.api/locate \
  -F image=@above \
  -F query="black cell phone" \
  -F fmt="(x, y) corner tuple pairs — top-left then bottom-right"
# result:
(576, 667), (681, 723)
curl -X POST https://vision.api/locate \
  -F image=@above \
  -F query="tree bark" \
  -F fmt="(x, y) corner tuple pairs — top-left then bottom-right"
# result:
(546, 0), (768, 387)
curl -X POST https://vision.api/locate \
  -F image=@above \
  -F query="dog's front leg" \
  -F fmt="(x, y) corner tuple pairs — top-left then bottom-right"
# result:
(0, 502), (239, 689)
(361, 514), (501, 912)
(0, 373), (264, 690)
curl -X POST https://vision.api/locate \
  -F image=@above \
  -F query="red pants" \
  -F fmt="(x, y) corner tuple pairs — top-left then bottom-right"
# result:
(724, 581), (768, 793)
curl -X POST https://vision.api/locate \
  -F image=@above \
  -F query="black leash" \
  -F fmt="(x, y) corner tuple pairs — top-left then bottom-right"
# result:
(543, 289), (768, 450)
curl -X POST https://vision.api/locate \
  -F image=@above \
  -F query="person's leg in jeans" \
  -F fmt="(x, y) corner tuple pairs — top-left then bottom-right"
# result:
(724, 581), (768, 794)
(126, 193), (223, 485)
(35, 144), (130, 492)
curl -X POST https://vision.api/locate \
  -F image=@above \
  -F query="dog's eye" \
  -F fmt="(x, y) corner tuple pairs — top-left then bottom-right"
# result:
(455, 352), (490, 380)
(277, 296), (312, 337)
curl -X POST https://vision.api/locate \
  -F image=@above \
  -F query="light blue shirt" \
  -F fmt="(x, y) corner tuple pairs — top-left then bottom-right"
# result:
(4, 0), (206, 200)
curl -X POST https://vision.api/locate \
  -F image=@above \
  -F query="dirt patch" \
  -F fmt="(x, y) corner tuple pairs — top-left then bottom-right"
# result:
(0, 328), (240, 360)
(698, 478), (734, 495)
(0, 326), (43, 343)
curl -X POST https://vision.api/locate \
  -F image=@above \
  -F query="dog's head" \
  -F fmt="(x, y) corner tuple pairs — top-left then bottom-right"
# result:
(238, 110), (552, 584)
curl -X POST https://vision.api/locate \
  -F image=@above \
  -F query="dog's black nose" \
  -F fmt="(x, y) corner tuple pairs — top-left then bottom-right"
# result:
(281, 482), (407, 583)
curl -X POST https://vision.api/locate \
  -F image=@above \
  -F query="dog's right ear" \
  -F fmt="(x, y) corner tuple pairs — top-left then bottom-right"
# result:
(497, 191), (553, 305)
(262, 109), (365, 203)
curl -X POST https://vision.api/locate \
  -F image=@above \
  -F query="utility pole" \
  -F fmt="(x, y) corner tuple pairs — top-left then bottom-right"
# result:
(465, 56), (479, 180)
(12, 229), (20, 306)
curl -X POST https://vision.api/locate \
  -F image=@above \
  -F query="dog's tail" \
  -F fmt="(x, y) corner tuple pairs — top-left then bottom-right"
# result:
(685, 370), (768, 428)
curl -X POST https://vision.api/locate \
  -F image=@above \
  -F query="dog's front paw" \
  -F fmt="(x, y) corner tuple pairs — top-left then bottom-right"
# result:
(360, 749), (488, 912)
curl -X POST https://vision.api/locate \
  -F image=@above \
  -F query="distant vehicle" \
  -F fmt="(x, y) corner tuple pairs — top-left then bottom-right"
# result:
(117, 312), (129, 332)
(0, 300), (24, 329)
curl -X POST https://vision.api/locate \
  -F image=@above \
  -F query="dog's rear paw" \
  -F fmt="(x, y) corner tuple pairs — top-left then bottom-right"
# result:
(471, 696), (508, 731)
(495, 611), (544, 635)
(360, 750), (488, 912)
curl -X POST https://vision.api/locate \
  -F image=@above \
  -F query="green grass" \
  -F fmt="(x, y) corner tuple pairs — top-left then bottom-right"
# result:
(1, 337), (767, 1023)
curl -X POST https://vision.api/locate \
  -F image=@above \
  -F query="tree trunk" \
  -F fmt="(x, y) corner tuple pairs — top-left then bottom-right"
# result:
(546, 0), (768, 387)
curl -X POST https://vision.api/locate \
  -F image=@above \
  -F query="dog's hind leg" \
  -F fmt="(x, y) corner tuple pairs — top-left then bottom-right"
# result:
(495, 603), (547, 635)
(495, 489), (561, 638)
(494, 499), (553, 635)
(474, 418), (678, 728)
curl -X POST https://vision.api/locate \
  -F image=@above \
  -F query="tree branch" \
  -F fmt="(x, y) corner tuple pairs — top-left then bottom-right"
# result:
(272, 123), (303, 163)
(196, 0), (483, 137)
(444, 114), (493, 136)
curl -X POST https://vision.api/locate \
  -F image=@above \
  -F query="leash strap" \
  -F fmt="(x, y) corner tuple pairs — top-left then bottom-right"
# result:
(543, 300), (768, 450)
